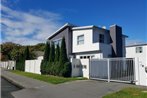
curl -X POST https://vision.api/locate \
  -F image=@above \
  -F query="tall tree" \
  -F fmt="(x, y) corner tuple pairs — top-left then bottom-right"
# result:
(40, 42), (50, 74)
(49, 42), (55, 62)
(55, 44), (60, 62)
(24, 46), (30, 60)
(43, 42), (50, 61)
(59, 37), (68, 65)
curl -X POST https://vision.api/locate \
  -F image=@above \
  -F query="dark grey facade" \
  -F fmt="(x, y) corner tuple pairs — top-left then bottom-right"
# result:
(48, 24), (74, 57)
(110, 25), (123, 57)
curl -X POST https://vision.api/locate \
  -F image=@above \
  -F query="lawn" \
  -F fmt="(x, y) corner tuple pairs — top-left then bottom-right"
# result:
(11, 70), (86, 84)
(103, 87), (147, 98)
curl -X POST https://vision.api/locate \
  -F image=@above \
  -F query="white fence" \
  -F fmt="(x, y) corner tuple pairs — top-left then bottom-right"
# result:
(25, 59), (42, 74)
(71, 58), (90, 78)
(0, 61), (15, 70)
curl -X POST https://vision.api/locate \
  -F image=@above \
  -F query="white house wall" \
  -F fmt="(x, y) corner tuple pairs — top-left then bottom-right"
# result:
(126, 45), (147, 67)
(72, 29), (100, 53)
(126, 45), (147, 86)
(72, 28), (112, 58)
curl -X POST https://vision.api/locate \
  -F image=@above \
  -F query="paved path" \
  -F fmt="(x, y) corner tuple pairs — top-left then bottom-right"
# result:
(1, 77), (21, 98)
(1, 69), (135, 98)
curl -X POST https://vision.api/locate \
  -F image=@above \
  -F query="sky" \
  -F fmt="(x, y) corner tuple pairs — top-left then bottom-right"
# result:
(1, 0), (147, 45)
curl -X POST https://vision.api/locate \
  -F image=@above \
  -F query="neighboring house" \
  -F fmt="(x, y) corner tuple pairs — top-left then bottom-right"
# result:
(48, 23), (127, 59)
(126, 43), (147, 67)
(33, 51), (44, 60)
(126, 43), (147, 86)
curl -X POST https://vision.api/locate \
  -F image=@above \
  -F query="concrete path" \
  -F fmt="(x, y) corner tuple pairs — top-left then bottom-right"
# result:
(1, 69), (135, 98)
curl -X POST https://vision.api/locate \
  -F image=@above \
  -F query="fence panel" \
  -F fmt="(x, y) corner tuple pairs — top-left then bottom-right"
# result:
(89, 58), (135, 83)
(90, 59), (108, 80)
(25, 60), (41, 74)
(0, 61), (15, 70)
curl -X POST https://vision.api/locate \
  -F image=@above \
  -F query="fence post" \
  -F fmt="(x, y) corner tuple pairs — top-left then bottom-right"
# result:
(107, 59), (110, 82)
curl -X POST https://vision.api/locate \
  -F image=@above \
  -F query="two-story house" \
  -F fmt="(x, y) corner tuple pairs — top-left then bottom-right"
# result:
(48, 23), (127, 59)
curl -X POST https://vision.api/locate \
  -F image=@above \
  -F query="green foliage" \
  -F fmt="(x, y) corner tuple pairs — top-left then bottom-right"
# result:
(41, 37), (71, 77)
(55, 44), (60, 62)
(43, 42), (50, 61)
(16, 54), (25, 71)
(59, 37), (68, 65)
(41, 42), (50, 74)
(1, 42), (20, 60)
(1, 42), (38, 61)
(24, 46), (31, 60)
(49, 42), (55, 62)
(59, 62), (72, 77)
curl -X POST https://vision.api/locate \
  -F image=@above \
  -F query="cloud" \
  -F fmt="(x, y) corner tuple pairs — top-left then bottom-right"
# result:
(1, 4), (62, 45)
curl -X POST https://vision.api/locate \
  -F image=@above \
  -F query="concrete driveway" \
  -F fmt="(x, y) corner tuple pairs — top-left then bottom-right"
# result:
(1, 69), (134, 98)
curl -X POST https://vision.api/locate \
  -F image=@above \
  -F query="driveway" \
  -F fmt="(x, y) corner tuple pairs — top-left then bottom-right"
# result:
(1, 69), (134, 98)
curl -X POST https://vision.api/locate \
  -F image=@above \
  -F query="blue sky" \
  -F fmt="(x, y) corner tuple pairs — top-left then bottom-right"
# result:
(1, 0), (147, 45)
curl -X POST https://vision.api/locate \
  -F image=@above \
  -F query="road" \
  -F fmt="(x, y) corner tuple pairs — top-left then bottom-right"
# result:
(1, 77), (21, 98)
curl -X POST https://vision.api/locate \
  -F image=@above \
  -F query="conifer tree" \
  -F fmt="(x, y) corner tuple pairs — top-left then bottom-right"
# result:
(55, 44), (60, 62)
(59, 37), (68, 65)
(24, 46), (30, 60)
(49, 42), (55, 62)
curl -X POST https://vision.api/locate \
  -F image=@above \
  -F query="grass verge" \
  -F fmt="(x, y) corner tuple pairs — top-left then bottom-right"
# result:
(11, 70), (86, 84)
(103, 87), (147, 98)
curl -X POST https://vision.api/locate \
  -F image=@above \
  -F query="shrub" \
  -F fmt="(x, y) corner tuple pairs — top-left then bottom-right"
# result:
(41, 42), (50, 74)
(59, 37), (68, 65)
(60, 62), (72, 77)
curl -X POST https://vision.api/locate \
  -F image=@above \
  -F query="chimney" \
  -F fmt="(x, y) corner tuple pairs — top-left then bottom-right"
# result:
(110, 24), (123, 57)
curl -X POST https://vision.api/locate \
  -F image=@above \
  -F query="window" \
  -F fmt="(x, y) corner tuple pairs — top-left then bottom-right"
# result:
(99, 34), (104, 43)
(77, 35), (84, 45)
(136, 47), (143, 53)
(53, 39), (62, 48)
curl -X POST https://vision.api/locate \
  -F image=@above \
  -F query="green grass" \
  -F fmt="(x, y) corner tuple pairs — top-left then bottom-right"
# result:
(103, 87), (147, 98)
(11, 70), (86, 84)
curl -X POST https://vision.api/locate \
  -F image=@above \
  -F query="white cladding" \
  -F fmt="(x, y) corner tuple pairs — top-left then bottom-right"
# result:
(72, 28), (111, 58)
(126, 44), (147, 86)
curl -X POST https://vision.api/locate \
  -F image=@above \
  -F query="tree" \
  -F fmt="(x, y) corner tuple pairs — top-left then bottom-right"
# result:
(43, 42), (50, 61)
(49, 42), (55, 62)
(41, 42), (50, 74)
(16, 53), (25, 71)
(1, 42), (20, 60)
(59, 37), (68, 65)
(55, 44), (60, 62)
(24, 46), (31, 60)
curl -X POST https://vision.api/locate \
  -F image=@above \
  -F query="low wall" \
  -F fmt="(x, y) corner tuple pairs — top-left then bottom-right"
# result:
(25, 59), (42, 74)
(0, 61), (15, 70)
(71, 58), (90, 78)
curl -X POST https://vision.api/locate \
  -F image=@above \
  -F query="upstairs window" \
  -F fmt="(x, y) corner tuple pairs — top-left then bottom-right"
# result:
(99, 34), (104, 43)
(77, 35), (84, 45)
(53, 39), (62, 48)
(136, 47), (143, 53)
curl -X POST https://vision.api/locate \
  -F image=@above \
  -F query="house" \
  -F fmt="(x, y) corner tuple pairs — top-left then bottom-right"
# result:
(126, 43), (147, 66)
(48, 23), (127, 59)
(126, 43), (147, 86)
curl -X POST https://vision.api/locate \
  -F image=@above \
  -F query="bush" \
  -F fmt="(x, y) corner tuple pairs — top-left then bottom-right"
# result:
(40, 42), (50, 74)
(40, 61), (47, 74)
(60, 62), (72, 77)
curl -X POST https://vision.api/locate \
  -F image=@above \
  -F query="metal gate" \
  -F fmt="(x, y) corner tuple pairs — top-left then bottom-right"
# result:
(89, 58), (135, 83)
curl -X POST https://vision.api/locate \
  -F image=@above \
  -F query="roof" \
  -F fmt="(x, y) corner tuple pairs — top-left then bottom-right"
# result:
(48, 23), (128, 39)
(72, 25), (95, 30)
(33, 51), (44, 57)
(48, 23), (76, 40)
(126, 43), (147, 47)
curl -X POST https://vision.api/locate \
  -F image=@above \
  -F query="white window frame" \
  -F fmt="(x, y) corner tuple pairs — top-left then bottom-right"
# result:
(77, 35), (84, 45)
